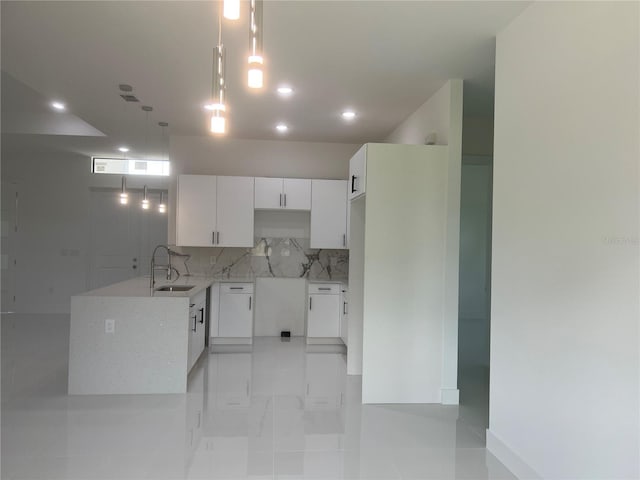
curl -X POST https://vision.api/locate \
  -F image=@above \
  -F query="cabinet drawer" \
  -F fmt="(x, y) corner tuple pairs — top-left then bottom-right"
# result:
(308, 284), (340, 295)
(220, 283), (254, 294)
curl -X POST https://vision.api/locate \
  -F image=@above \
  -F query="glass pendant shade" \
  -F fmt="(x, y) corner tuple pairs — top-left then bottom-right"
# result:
(248, 0), (264, 89)
(223, 0), (240, 20)
(210, 45), (227, 134)
(119, 176), (129, 205)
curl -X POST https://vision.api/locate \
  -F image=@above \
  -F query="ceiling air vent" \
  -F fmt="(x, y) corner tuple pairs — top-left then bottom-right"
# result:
(120, 94), (139, 102)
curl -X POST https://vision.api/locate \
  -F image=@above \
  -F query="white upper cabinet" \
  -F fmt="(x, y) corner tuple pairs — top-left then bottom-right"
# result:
(176, 175), (254, 247)
(216, 176), (254, 247)
(255, 177), (311, 210)
(283, 178), (311, 210)
(348, 144), (367, 200)
(254, 177), (283, 209)
(177, 175), (217, 247)
(310, 179), (348, 249)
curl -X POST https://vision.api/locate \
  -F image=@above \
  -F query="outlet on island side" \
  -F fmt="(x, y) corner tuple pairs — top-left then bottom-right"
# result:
(210, 256), (216, 265)
(105, 319), (115, 334)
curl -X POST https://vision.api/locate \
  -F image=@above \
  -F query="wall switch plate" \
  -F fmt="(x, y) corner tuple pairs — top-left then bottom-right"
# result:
(105, 319), (115, 334)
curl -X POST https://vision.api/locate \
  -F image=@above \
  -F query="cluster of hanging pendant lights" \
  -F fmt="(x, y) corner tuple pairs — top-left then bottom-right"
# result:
(210, 0), (264, 135)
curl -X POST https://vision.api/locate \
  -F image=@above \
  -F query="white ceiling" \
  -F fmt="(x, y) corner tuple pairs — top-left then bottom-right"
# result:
(1, 1), (530, 158)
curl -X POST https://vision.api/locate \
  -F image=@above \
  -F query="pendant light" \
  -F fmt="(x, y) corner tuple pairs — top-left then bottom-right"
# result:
(223, 0), (240, 20)
(210, 11), (227, 135)
(247, 0), (264, 89)
(158, 191), (166, 214)
(141, 185), (150, 210)
(119, 176), (129, 205)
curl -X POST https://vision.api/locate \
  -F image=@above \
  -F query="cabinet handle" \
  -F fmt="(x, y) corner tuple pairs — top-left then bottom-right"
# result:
(216, 231), (220, 244)
(212, 231), (216, 245)
(249, 296), (252, 310)
(318, 287), (331, 291)
(343, 302), (347, 315)
(199, 307), (205, 324)
(351, 175), (357, 193)
(309, 297), (312, 310)
(230, 287), (244, 290)
(279, 193), (282, 207)
(284, 194), (287, 207)
(343, 234), (346, 247)
(192, 315), (197, 332)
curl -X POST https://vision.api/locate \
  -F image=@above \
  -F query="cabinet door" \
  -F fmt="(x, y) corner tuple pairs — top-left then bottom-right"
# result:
(216, 176), (254, 247)
(219, 292), (253, 337)
(310, 180), (347, 249)
(307, 294), (340, 337)
(283, 178), (311, 210)
(348, 145), (367, 200)
(340, 289), (348, 344)
(254, 177), (283, 209)
(177, 175), (217, 246)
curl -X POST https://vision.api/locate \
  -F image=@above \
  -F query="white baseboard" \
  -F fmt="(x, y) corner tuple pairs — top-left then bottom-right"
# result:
(440, 388), (460, 405)
(486, 429), (542, 479)
(306, 337), (344, 345)
(211, 337), (252, 345)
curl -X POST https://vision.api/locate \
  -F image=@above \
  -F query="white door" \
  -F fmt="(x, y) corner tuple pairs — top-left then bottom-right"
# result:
(89, 189), (167, 290)
(219, 292), (253, 337)
(216, 176), (254, 247)
(307, 294), (340, 337)
(1, 182), (18, 311)
(176, 175), (217, 246)
(310, 180), (347, 249)
(348, 145), (367, 200)
(283, 178), (311, 210)
(254, 177), (283, 209)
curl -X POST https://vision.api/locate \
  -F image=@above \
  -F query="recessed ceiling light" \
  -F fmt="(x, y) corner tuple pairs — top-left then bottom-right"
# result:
(341, 110), (357, 120)
(277, 86), (293, 96)
(118, 146), (130, 153)
(276, 124), (288, 133)
(50, 101), (66, 111)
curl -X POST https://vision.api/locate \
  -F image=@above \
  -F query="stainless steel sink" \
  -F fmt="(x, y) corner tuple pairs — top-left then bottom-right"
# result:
(154, 285), (195, 292)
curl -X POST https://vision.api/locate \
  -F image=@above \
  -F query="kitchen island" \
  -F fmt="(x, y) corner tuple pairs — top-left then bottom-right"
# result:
(68, 276), (215, 395)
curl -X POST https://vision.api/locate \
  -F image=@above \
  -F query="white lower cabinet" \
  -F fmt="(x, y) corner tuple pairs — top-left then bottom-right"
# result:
(307, 283), (341, 340)
(188, 289), (207, 371)
(340, 287), (348, 346)
(218, 283), (254, 339)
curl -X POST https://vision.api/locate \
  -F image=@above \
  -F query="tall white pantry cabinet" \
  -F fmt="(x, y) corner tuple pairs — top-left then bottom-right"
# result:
(347, 143), (449, 404)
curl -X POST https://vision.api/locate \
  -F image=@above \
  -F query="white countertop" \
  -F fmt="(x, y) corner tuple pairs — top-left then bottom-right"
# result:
(77, 275), (217, 298)
(77, 275), (346, 298)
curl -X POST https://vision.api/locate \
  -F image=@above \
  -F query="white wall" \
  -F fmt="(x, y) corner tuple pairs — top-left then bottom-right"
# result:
(1, 145), (168, 314)
(386, 81), (452, 145)
(489, 2), (639, 478)
(168, 136), (360, 245)
(384, 79), (463, 403)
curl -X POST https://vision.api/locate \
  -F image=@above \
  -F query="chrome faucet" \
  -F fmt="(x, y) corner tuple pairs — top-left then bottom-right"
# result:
(150, 244), (178, 289)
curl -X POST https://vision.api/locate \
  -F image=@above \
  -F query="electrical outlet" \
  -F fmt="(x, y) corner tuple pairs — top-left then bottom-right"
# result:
(209, 256), (216, 265)
(105, 319), (115, 334)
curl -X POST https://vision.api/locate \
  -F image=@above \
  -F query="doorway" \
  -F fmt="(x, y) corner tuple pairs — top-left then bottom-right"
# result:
(457, 156), (493, 438)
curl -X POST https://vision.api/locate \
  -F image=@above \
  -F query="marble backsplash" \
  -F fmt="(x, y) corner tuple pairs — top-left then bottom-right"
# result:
(171, 238), (348, 281)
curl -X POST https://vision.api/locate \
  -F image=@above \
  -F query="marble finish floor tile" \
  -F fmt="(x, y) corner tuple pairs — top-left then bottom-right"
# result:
(2, 314), (515, 480)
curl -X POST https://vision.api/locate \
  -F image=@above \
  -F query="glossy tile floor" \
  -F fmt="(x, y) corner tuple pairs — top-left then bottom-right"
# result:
(2, 314), (516, 479)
